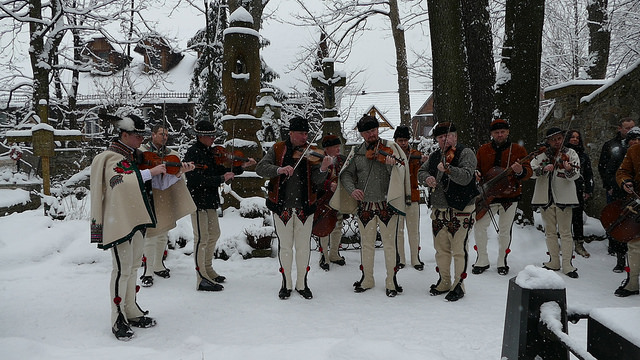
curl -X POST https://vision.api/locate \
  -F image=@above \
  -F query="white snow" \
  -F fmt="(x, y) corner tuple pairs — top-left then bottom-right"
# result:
(1, 191), (638, 359)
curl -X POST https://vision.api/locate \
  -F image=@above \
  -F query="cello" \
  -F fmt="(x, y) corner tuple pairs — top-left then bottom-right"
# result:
(311, 155), (344, 237)
(475, 147), (545, 220)
(600, 195), (640, 243)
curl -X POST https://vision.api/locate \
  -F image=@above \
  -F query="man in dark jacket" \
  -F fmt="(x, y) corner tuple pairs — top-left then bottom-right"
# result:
(184, 120), (255, 292)
(256, 116), (332, 300)
(598, 117), (635, 271)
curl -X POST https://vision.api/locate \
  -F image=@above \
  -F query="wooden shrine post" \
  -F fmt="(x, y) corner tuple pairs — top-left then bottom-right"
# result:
(311, 58), (346, 149)
(6, 100), (82, 213)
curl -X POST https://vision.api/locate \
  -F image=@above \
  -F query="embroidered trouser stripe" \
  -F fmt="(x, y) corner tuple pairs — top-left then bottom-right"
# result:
(273, 213), (313, 290)
(110, 231), (145, 326)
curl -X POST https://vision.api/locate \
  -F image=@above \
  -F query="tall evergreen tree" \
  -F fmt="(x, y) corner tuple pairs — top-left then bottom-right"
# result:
(188, 0), (227, 126)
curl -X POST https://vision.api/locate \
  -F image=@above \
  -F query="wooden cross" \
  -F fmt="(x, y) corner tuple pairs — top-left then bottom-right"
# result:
(311, 58), (346, 146)
(311, 58), (346, 119)
(5, 101), (82, 196)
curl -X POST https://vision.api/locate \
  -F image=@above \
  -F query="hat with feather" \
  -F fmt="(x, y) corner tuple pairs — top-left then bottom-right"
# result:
(98, 113), (149, 135)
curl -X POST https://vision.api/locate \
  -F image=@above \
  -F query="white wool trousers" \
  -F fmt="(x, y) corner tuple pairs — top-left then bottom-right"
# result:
(356, 214), (399, 290)
(110, 231), (146, 326)
(142, 232), (169, 276)
(541, 205), (576, 274)
(431, 205), (474, 293)
(396, 202), (422, 267)
(191, 209), (221, 287)
(273, 213), (314, 291)
(473, 202), (517, 268)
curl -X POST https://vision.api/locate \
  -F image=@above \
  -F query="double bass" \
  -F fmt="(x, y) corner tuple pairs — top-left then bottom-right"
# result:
(600, 195), (640, 243)
(475, 147), (545, 220)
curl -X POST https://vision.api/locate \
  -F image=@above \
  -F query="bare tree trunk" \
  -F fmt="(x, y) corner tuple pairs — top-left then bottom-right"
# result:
(388, 0), (411, 128)
(586, 0), (610, 79)
(461, 0), (495, 149)
(495, 0), (546, 222)
(426, 0), (472, 143)
(29, 0), (49, 110)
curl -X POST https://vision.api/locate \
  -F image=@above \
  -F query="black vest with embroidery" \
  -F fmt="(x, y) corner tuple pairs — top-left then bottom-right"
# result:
(427, 144), (479, 211)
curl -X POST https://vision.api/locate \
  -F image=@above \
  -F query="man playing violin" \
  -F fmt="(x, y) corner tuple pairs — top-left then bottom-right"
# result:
(337, 115), (411, 298)
(394, 125), (429, 271)
(256, 116), (333, 300)
(139, 124), (196, 287)
(91, 114), (195, 340)
(614, 126), (640, 297)
(317, 134), (347, 271)
(531, 127), (581, 279)
(184, 120), (256, 292)
(418, 122), (478, 302)
(472, 119), (532, 276)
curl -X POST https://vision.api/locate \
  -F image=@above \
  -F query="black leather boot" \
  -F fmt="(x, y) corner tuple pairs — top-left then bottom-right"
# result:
(613, 253), (626, 273)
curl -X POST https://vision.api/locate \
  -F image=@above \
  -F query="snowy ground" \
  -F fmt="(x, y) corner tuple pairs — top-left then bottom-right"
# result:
(0, 202), (636, 360)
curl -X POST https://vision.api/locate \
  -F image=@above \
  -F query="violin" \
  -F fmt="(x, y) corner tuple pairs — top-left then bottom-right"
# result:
(211, 145), (249, 167)
(366, 143), (405, 166)
(600, 196), (640, 243)
(293, 145), (326, 165)
(139, 151), (206, 175)
(475, 147), (545, 220)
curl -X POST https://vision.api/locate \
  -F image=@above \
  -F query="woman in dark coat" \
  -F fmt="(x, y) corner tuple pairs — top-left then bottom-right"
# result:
(565, 129), (594, 258)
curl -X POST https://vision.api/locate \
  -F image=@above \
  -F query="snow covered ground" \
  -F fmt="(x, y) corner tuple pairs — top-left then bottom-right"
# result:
(0, 201), (637, 360)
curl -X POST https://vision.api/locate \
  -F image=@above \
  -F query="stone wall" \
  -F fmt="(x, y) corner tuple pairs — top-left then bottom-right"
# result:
(541, 62), (640, 217)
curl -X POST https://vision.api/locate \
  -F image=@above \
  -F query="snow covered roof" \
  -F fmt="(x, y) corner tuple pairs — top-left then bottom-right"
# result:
(339, 89), (431, 141)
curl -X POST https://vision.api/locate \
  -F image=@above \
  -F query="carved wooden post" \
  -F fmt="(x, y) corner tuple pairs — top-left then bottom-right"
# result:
(220, 7), (264, 211)
(311, 58), (346, 150)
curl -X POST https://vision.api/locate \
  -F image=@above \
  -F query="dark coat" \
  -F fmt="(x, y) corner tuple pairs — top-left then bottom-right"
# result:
(183, 141), (243, 210)
(598, 132), (628, 199)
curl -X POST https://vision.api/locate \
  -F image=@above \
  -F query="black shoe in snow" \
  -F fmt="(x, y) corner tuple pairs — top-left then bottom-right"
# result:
(319, 255), (330, 271)
(429, 284), (448, 296)
(614, 287), (640, 297)
(565, 270), (579, 279)
(497, 266), (509, 276)
(331, 257), (346, 266)
(472, 265), (489, 275)
(353, 281), (369, 293)
(112, 315), (134, 341)
(445, 284), (465, 302)
(213, 275), (226, 283)
(296, 287), (313, 299)
(154, 269), (170, 278)
(278, 288), (292, 300)
(140, 276), (153, 287)
(198, 278), (224, 292)
(129, 316), (157, 328)
(386, 289), (397, 297)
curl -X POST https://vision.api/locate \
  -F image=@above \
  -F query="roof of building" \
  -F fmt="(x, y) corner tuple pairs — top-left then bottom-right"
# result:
(339, 89), (431, 142)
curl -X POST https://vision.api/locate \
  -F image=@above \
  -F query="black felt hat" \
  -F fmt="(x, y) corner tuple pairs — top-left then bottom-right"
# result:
(393, 126), (411, 139)
(321, 135), (341, 148)
(289, 116), (309, 132)
(193, 120), (217, 136)
(626, 126), (640, 141)
(545, 127), (563, 138)
(357, 115), (379, 132)
(432, 122), (456, 137)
